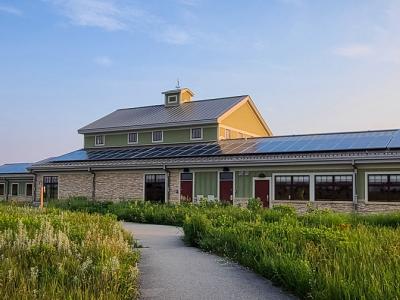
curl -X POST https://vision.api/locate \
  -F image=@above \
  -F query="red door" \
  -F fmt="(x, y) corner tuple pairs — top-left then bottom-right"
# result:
(180, 173), (193, 203)
(219, 172), (234, 203)
(254, 179), (270, 208)
(180, 181), (193, 202)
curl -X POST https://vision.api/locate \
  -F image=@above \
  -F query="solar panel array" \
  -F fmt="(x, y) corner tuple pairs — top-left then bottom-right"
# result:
(50, 129), (400, 163)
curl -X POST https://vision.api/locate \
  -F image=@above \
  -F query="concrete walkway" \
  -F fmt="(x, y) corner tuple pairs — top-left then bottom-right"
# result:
(123, 223), (296, 300)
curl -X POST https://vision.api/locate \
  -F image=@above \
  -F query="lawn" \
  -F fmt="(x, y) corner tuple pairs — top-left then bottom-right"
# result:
(0, 204), (140, 300)
(49, 198), (400, 299)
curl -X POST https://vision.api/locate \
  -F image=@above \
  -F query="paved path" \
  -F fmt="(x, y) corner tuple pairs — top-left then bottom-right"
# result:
(123, 223), (296, 300)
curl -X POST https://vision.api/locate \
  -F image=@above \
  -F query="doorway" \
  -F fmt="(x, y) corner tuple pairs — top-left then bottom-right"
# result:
(180, 172), (193, 202)
(219, 172), (234, 203)
(145, 174), (165, 203)
(253, 178), (270, 208)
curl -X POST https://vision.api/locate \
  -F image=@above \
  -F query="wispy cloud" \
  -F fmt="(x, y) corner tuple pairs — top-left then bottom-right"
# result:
(94, 56), (113, 66)
(160, 26), (191, 45)
(45, 0), (193, 45)
(178, 0), (200, 6)
(0, 5), (22, 16)
(333, 44), (373, 58)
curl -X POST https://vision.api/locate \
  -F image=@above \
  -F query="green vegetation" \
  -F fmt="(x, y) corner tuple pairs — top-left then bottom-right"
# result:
(0, 204), (139, 300)
(50, 198), (400, 299)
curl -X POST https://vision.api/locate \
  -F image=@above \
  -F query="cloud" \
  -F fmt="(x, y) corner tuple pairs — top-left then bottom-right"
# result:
(160, 26), (191, 45)
(0, 5), (22, 16)
(178, 0), (200, 6)
(46, 0), (149, 31)
(94, 56), (113, 66)
(333, 44), (373, 58)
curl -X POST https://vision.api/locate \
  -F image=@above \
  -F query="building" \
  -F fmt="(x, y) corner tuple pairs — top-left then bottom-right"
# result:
(9, 88), (400, 213)
(0, 163), (34, 202)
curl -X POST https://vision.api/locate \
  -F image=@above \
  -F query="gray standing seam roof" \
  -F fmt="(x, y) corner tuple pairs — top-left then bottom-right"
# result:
(78, 96), (247, 134)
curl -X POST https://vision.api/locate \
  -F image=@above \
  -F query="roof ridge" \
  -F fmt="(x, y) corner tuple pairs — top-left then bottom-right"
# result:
(116, 95), (248, 111)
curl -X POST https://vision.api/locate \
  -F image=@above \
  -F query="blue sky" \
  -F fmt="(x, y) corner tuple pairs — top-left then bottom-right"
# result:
(0, 0), (399, 165)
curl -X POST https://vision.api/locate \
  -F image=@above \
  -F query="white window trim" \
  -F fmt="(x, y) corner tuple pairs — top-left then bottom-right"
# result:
(25, 183), (33, 197)
(127, 132), (139, 144)
(152, 131), (164, 143)
(11, 183), (19, 196)
(167, 95), (178, 104)
(94, 135), (105, 146)
(364, 171), (400, 203)
(190, 128), (203, 141)
(0, 183), (4, 196)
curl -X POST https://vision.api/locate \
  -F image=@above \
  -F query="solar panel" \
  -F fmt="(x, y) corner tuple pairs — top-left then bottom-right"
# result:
(45, 129), (400, 164)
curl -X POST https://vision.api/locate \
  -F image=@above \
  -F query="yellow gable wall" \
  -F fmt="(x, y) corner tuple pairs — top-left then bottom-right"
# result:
(219, 101), (270, 138)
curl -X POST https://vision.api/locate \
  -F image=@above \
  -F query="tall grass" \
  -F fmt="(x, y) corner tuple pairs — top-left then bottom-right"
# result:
(50, 198), (400, 299)
(0, 204), (139, 299)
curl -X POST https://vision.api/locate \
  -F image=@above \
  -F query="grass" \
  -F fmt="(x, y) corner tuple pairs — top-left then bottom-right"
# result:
(0, 203), (140, 300)
(50, 197), (400, 299)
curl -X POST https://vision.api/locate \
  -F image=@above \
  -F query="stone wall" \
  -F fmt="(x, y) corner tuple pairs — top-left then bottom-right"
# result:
(59, 173), (93, 199)
(168, 170), (180, 204)
(356, 201), (400, 213)
(273, 200), (356, 213)
(95, 171), (144, 201)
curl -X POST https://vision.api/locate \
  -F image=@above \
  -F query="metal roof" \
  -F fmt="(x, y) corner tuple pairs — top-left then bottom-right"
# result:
(0, 163), (32, 174)
(34, 129), (400, 165)
(78, 96), (247, 134)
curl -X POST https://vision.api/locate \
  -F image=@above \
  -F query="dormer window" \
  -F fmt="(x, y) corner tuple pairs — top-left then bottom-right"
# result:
(128, 132), (138, 144)
(167, 95), (178, 104)
(152, 131), (163, 143)
(95, 135), (105, 146)
(191, 128), (203, 140)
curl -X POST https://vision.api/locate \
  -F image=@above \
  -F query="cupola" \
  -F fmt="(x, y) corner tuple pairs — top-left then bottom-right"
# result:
(162, 87), (194, 107)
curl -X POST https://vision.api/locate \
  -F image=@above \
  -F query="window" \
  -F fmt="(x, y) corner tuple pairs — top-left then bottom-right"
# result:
(0, 184), (4, 196)
(26, 183), (33, 197)
(368, 175), (400, 202)
(167, 95), (178, 103)
(220, 172), (233, 181)
(181, 173), (193, 181)
(11, 184), (18, 196)
(128, 132), (138, 144)
(225, 129), (231, 139)
(43, 176), (58, 200)
(145, 174), (166, 202)
(95, 135), (105, 146)
(315, 175), (353, 201)
(152, 131), (163, 142)
(275, 175), (309, 201)
(191, 128), (203, 140)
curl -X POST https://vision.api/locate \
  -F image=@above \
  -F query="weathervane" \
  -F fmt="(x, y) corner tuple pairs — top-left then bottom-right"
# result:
(176, 79), (181, 89)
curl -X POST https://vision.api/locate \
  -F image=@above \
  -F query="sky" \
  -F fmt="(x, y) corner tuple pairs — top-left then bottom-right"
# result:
(0, 0), (400, 165)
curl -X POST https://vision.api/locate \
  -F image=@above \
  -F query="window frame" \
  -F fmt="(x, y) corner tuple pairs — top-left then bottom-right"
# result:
(274, 175), (310, 201)
(315, 175), (353, 201)
(366, 173), (400, 202)
(11, 183), (19, 196)
(167, 95), (178, 104)
(127, 132), (138, 144)
(94, 135), (105, 146)
(190, 128), (203, 141)
(26, 183), (33, 197)
(152, 130), (164, 143)
(0, 183), (4, 196)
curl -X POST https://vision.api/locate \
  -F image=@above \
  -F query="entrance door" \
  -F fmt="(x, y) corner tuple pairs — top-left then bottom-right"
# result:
(180, 173), (193, 202)
(254, 179), (270, 208)
(145, 174), (165, 203)
(219, 172), (233, 203)
(43, 176), (58, 200)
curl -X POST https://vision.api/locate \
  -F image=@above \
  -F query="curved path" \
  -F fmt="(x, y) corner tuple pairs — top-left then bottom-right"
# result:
(123, 223), (296, 300)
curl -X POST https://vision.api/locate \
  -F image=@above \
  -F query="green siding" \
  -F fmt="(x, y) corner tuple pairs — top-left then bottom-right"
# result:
(235, 171), (271, 198)
(84, 126), (218, 148)
(195, 172), (217, 197)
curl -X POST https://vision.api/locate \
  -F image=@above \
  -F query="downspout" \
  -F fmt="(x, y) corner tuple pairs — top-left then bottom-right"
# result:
(5, 179), (9, 201)
(352, 160), (358, 212)
(89, 168), (96, 201)
(163, 165), (170, 203)
(32, 172), (37, 203)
